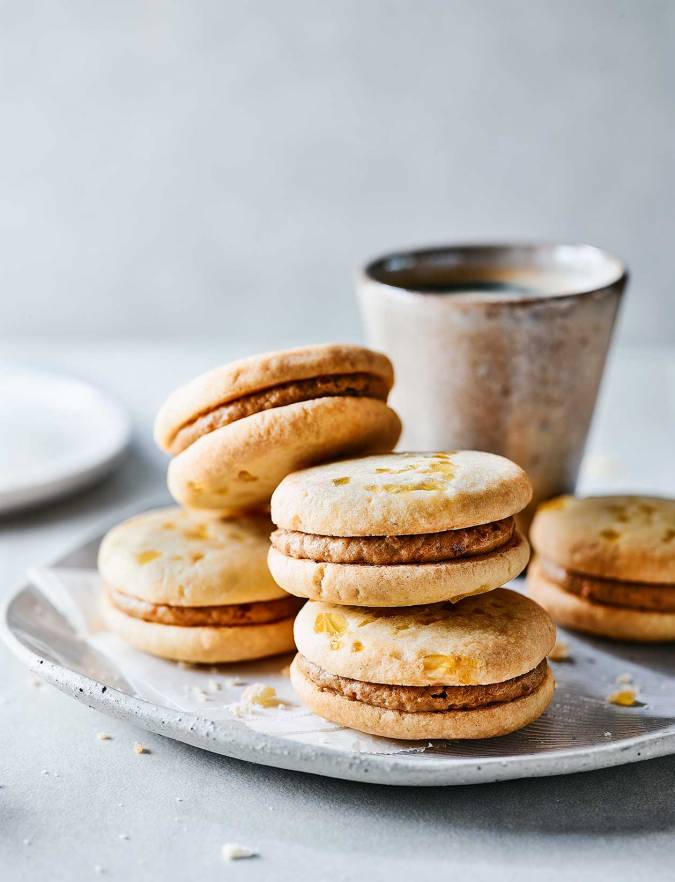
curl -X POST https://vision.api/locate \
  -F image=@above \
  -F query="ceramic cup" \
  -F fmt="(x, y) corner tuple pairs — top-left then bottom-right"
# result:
(358, 243), (627, 530)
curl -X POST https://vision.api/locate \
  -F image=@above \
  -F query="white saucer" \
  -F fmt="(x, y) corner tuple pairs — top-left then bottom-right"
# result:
(0, 363), (132, 514)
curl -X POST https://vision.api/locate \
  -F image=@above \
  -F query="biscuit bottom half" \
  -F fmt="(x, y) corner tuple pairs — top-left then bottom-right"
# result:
(101, 592), (297, 663)
(290, 655), (555, 740)
(268, 529), (530, 607)
(528, 556), (675, 642)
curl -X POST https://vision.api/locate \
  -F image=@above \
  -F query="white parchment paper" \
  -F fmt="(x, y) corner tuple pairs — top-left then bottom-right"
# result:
(28, 567), (431, 756)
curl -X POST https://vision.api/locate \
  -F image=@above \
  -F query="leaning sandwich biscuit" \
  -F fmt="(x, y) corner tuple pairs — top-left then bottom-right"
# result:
(528, 495), (675, 642)
(291, 589), (556, 739)
(269, 450), (532, 606)
(154, 344), (401, 513)
(98, 507), (301, 663)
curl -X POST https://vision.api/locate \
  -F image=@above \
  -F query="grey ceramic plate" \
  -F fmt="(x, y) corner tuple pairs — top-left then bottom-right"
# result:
(3, 529), (675, 786)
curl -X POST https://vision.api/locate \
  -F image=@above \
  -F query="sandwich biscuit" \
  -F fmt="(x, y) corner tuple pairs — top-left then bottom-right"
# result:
(528, 495), (675, 641)
(154, 344), (401, 513)
(99, 507), (301, 662)
(269, 451), (532, 606)
(291, 589), (556, 739)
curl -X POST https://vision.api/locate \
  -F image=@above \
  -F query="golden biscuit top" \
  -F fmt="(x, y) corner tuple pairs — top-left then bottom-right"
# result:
(98, 507), (285, 606)
(293, 589), (555, 686)
(272, 450), (532, 536)
(531, 495), (675, 584)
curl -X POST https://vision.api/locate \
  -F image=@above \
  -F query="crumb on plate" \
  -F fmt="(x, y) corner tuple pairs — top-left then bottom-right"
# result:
(608, 689), (643, 707)
(548, 641), (571, 662)
(222, 843), (258, 861)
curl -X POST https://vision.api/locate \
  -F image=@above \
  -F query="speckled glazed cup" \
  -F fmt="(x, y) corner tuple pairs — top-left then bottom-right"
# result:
(358, 243), (627, 531)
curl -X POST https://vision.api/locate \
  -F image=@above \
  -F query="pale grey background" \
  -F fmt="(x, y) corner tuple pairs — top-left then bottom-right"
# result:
(0, 0), (673, 347)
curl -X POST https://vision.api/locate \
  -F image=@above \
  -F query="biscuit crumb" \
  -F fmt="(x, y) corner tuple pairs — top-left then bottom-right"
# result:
(616, 672), (633, 685)
(206, 678), (222, 693)
(541, 495), (572, 511)
(222, 843), (258, 861)
(224, 676), (248, 687)
(118, 833), (129, 841)
(230, 684), (284, 717)
(96, 732), (112, 741)
(133, 742), (149, 754)
(608, 689), (643, 707)
(548, 641), (571, 662)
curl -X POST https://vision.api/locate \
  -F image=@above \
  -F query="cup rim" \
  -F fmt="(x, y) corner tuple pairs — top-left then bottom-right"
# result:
(361, 241), (628, 304)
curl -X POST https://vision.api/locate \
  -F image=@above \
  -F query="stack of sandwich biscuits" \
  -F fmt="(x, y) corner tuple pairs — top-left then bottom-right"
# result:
(270, 450), (557, 739)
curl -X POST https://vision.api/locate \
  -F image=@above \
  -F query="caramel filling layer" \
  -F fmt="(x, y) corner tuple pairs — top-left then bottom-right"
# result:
(108, 588), (303, 627)
(298, 656), (547, 713)
(170, 372), (389, 454)
(542, 559), (675, 612)
(272, 517), (515, 565)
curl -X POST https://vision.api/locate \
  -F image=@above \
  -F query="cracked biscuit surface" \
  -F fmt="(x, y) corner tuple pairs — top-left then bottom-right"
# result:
(293, 589), (556, 686)
(98, 506), (285, 606)
(271, 450), (532, 536)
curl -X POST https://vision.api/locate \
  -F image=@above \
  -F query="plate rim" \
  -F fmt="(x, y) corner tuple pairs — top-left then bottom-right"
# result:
(3, 525), (675, 787)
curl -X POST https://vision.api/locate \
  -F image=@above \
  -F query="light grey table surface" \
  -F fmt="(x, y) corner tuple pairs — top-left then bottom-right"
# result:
(2, 338), (674, 882)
